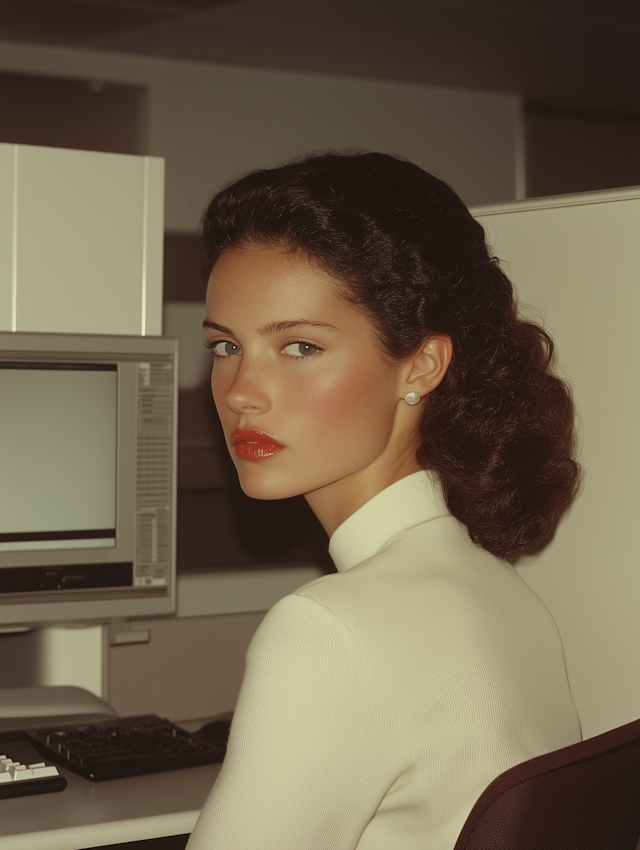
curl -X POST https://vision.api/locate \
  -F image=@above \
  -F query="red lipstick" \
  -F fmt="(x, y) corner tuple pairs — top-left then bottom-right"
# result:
(230, 428), (285, 461)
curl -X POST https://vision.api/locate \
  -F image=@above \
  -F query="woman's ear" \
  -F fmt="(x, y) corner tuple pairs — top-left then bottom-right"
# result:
(403, 334), (453, 398)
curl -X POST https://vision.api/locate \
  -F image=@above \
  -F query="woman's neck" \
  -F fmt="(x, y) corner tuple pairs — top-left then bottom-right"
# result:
(305, 450), (422, 538)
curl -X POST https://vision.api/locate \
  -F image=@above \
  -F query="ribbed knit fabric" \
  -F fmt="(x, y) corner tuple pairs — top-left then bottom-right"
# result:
(187, 471), (581, 850)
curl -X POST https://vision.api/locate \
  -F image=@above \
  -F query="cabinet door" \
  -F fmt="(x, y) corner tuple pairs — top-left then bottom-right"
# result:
(0, 143), (163, 336)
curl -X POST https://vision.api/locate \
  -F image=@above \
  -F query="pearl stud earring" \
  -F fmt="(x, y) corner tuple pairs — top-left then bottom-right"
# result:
(405, 392), (420, 406)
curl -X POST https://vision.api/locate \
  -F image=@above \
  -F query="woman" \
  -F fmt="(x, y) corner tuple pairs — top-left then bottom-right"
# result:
(187, 151), (582, 849)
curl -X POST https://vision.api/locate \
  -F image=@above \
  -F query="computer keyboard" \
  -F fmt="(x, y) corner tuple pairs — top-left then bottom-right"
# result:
(0, 733), (67, 799)
(26, 714), (225, 781)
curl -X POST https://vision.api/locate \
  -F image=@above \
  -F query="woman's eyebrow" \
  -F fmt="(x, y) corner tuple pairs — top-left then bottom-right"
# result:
(259, 320), (339, 334)
(203, 319), (232, 334)
(202, 319), (339, 335)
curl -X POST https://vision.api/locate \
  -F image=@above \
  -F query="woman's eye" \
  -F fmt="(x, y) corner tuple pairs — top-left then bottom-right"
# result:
(284, 342), (321, 358)
(212, 341), (241, 357)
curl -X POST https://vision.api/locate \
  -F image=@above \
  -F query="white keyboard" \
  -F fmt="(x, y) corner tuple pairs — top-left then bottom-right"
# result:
(0, 735), (66, 799)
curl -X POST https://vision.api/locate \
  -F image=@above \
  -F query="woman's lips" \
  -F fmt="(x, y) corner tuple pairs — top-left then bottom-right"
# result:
(230, 428), (285, 461)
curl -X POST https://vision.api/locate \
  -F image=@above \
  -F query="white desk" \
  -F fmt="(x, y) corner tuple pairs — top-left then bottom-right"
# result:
(0, 761), (221, 850)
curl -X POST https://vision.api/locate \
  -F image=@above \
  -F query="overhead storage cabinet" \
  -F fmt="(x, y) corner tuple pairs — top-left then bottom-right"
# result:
(0, 143), (164, 336)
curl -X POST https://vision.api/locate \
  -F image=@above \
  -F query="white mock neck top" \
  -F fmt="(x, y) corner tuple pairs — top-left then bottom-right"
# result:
(188, 471), (581, 850)
(329, 470), (448, 571)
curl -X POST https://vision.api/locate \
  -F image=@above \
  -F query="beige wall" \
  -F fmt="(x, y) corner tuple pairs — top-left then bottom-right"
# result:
(0, 40), (523, 233)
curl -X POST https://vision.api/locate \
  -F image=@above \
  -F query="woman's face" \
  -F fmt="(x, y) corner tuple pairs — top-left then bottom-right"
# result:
(205, 244), (421, 533)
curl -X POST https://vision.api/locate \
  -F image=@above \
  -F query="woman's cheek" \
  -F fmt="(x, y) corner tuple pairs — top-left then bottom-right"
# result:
(307, 373), (377, 450)
(300, 371), (357, 423)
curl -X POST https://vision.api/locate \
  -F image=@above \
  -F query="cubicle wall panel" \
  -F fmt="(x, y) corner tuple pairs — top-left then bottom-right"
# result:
(473, 188), (640, 739)
(0, 144), (15, 331)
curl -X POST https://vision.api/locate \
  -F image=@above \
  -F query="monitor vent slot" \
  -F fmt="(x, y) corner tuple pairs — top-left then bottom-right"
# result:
(134, 362), (174, 587)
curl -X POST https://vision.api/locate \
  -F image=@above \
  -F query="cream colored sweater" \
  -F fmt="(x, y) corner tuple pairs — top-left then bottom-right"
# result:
(187, 471), (581, 849)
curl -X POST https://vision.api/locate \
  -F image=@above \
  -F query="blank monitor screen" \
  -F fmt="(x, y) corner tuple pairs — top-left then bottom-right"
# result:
(1, 363), (117, 554)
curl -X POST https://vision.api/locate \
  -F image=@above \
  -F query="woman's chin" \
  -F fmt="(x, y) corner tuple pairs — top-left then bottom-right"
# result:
(236, 469), (300, 502)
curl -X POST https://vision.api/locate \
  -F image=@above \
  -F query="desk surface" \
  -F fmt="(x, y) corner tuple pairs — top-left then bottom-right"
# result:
(0, 760), (221, 850)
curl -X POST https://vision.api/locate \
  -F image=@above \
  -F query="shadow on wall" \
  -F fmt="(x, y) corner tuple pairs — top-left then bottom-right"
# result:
(0, 70), (146, 154)
(525, 109), (640, 197)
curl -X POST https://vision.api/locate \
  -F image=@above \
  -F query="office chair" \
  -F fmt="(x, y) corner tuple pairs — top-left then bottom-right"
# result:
(454, 716), (640, 850)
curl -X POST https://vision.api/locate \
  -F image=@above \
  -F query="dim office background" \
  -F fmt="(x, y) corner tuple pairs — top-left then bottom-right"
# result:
(0, 0), (638, 727)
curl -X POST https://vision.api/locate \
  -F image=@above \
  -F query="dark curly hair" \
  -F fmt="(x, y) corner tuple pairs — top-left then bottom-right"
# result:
(200, 150), (580, 559)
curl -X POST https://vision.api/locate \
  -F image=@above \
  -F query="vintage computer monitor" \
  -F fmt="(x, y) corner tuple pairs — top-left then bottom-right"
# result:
(0, 331), (178, 628)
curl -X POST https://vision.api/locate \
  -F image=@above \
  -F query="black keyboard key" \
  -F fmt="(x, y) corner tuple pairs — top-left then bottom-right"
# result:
(26, 715), (224, 781)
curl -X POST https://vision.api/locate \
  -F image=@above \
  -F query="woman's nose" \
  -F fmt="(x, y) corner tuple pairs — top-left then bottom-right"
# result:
(222, 359), (271, 415)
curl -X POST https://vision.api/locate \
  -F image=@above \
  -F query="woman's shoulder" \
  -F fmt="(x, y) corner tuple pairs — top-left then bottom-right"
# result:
(290, 516), (550, 641)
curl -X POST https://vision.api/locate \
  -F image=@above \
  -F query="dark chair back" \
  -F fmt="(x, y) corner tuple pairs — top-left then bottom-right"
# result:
(454, 717), (640, 850)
